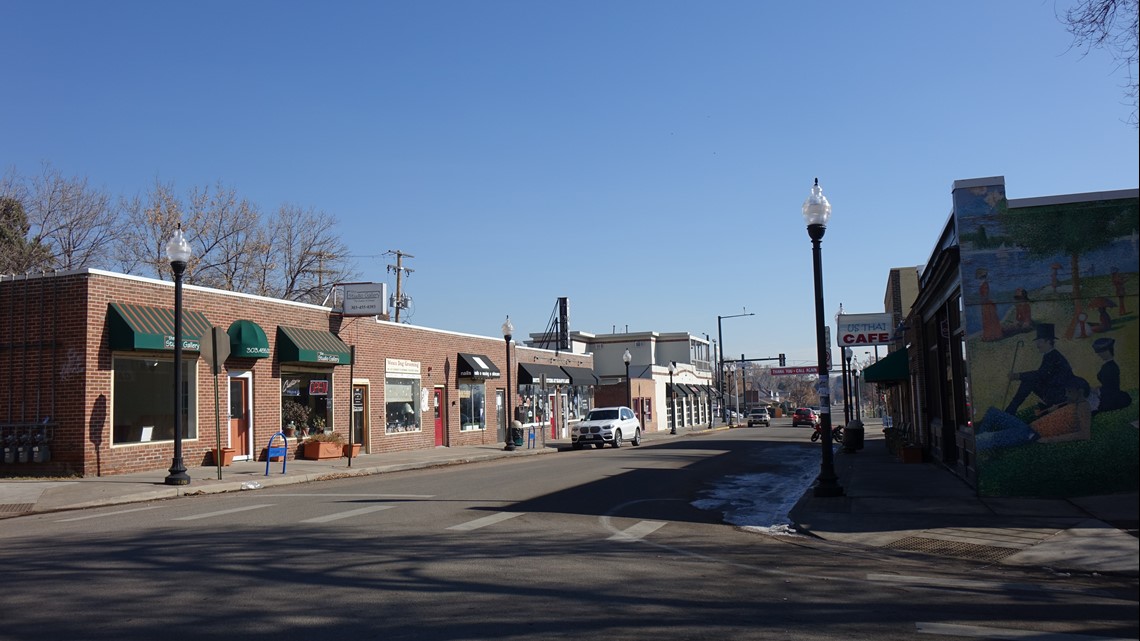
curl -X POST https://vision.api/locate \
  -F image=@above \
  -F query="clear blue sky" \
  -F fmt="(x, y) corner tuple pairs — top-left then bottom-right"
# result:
(4, 1), (1137, 367)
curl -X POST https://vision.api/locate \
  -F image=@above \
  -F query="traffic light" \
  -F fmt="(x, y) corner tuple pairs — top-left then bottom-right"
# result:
(779, 353), (786, 367)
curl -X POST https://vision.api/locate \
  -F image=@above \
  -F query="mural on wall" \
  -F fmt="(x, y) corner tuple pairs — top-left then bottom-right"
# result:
(958, 182), (1139, 497)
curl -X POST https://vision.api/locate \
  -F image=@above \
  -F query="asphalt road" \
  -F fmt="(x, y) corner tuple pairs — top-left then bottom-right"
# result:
(1, 427), (1135, 641)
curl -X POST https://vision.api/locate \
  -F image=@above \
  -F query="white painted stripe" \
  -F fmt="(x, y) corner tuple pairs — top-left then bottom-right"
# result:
(301, 505), (396, 523)
(447, 512), (523, 531)
(608, 520), (667, 541)
(173, 504), (274, 520)
(916, 621), (1134, 640)
(270, 493), (434, 498)
(57, 506), (161, 522)
(868, 573), (1028, 592)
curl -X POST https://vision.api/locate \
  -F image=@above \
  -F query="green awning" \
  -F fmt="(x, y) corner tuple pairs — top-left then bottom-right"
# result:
(227, 320), (270, 359)
(277, 326), (352, 365)
(107, 302), (211, 352)
(863, 348), (909, 383)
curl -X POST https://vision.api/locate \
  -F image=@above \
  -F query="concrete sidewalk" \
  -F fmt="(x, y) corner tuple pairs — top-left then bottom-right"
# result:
(2, 426), (1136, 577)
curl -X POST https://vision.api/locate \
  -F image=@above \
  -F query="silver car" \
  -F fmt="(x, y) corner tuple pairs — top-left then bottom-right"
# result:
(571, 406), (642, 449)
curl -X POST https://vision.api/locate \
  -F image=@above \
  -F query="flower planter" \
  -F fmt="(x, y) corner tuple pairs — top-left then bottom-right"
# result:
(302, 441), (343, 460)
(898, 445), (923, 464)
(343, 443), (362, 458)
(212, 447), (235, 467)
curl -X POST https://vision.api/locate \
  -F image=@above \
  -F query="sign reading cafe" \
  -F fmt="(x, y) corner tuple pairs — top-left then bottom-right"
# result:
(836, 313), (894, 347)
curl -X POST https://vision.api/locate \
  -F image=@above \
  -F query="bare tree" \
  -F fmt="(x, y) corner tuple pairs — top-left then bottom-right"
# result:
(114, 178), (190, 280)
(1062, 0), (1139, 127)
(265, 204), (357, 303)
(184, 182), (263, 292)
(21, 164), (122, 270)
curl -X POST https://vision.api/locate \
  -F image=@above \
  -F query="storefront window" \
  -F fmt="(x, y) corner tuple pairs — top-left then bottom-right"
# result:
(385, 377), (420, 433)
(112, 356), (197, 445)
(458, 381), (486, 431)
(281, 374), (331, 436)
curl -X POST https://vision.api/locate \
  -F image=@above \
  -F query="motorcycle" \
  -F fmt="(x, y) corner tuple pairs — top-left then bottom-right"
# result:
(810, 422), (844, 443)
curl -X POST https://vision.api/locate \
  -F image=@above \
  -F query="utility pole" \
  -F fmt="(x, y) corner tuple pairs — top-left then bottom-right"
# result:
(386, 250), (414, 323)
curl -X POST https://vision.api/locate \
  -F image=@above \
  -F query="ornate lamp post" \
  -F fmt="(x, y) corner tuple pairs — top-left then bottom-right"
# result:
(803, 178), (843, 497)
(668, 361), (677, 435)
(165, 224), (192, 486)
(502, 316), (515, 452)
(843, 347), (854, 425)
(622, 348), (632, 408)
(726, 362), (736, 425)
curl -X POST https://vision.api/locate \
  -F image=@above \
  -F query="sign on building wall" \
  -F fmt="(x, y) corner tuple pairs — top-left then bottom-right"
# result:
(343, 283), (388, 317)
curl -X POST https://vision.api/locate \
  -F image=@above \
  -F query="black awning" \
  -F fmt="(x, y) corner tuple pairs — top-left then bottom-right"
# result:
(457, 353), (501, 379)
(560, 366), (598, 386)
(517, 363), (570, 386)
(683, 384), (703, 397)
(863, 347), (909, 383)
(668, 383), (689, 397)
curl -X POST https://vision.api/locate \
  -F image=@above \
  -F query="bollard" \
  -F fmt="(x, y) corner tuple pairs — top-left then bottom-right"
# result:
(843, 418), (865, 452)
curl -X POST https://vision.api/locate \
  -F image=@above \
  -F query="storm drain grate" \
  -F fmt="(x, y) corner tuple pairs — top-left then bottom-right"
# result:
(0, 503), (35, 514)
(885, 536), (1019, 563)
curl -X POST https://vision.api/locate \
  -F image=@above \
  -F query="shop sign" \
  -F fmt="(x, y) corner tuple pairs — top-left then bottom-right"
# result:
(309, 380), (329, 396)
(386, 358), (421, 377)
(837, 313), (893, 346)
(343, 283), (388, 317)
(164, 335), (201, 351)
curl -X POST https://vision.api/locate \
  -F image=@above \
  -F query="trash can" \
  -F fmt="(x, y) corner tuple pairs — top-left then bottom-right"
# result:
(843, 419), (864, 452)
(510, 420), (525, 447)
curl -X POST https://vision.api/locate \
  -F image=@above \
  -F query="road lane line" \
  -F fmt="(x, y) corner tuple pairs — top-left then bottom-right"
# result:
(608, 520), (667, 541)
(447, 512), (523, 531)
(173, 504), (275, 520)
(916, 621), (1133, 640)
(56, 506), (162, 522)
(301, 505), (396, 523)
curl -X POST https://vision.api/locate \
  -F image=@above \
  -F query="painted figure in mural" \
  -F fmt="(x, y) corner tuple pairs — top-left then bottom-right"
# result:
(977, 375), (1092, 450)
(1111, 267), (1127, 313)
(1005, 323), (1073, 415)
(977, 268), (1003, 341)
(1090, 298), (1115, 333)
(1090, 337), (1132, 415)
(1001, 287), (1034, 335)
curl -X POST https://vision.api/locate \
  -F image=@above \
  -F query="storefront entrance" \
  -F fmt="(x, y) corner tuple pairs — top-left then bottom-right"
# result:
(228, 376), (251, 459)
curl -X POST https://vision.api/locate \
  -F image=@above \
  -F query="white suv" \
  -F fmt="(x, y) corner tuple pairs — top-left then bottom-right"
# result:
(572, 406), (641, 449)
(747, 408), (771, 427)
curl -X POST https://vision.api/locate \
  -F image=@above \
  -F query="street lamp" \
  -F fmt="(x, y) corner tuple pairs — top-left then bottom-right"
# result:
(623, 348), (632, 408)
(165, 224), (192, 486)
(502, 316), (515, 452)
(726, 362), (736, 425)
(717, 310), (754, 422)
(803, 178), (843, 497)
(843, 347), (853, 426)
(668, 361), (677, 434)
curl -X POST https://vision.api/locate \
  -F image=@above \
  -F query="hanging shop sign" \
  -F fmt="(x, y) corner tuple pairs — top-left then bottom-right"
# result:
(836, 313), (893, 347)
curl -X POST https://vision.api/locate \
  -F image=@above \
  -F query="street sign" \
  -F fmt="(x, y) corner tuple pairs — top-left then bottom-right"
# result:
(199, 326), (231, 376)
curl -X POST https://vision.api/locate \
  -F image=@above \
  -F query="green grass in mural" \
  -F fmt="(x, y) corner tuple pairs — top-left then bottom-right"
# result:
(977, 408), (1139, 497)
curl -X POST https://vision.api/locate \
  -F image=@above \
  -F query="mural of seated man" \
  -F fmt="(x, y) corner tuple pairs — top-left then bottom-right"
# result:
(977, 375), (1092, 450)
(1005, 323), (1072, 416)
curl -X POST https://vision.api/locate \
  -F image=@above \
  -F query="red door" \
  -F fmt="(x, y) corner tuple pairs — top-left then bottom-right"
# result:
(434, 387), (444, 446)
(228, 378), (250, 458)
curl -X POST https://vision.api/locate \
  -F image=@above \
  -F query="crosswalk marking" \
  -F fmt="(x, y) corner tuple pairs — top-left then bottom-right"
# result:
(608, 520), (667, 541)
(916, 621), (1134, 640)
(173, 504), (275, 520)
(301, 505), (396, 523)
(447, 512), (523, 531)
(57, 506), (162, 522)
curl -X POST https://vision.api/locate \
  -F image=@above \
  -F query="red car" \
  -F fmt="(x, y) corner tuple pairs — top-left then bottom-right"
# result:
(792, 407), (820, 427)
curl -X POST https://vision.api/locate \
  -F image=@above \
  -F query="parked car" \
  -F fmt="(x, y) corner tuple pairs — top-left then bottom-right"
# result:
(571, 406), (641, 449)
(747, 408), (771, 427)
(792, 407), (820, 427)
